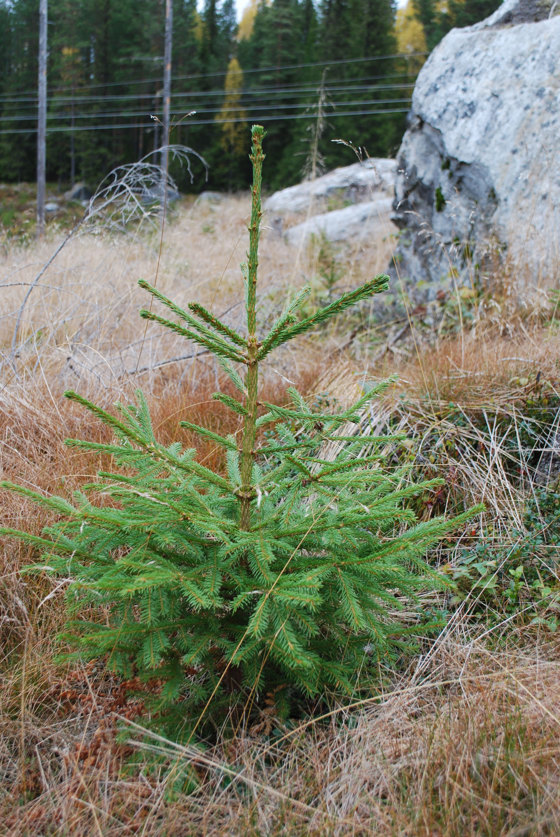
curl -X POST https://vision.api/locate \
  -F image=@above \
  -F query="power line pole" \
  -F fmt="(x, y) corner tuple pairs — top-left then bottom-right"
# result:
(37, 0), (47, 239)
(161, 0), (173, 196)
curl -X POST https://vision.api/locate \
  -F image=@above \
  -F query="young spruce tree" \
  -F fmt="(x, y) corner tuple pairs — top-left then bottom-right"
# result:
(1, 127), (477, 735)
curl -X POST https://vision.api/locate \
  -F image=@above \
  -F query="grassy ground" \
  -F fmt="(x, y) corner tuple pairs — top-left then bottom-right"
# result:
(0, 183), (87, 243)
(1, 192), (559, 835)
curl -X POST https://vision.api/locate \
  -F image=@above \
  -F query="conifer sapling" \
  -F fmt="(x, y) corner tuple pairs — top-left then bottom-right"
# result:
(0, 126), (479, 733)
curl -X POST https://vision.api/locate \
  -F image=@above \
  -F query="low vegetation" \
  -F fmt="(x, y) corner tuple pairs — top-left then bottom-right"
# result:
(1, 131), (559, 834)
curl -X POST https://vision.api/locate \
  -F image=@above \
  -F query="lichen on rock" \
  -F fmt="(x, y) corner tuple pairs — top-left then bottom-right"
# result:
(391, 0), (560, 296)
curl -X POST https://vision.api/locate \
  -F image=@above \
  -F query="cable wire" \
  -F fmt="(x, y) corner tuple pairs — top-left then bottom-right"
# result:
(0, 52), (428, 100)
(0, 78), (416, 109)
(0, 95), (413, 125)
(0, 106), (411, 136)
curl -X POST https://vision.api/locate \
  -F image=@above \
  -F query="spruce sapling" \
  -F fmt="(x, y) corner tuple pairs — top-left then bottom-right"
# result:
(0, 126), (480, 735)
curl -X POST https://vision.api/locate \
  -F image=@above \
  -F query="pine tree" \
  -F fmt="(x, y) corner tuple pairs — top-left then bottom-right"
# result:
(0, 127), (479, 736)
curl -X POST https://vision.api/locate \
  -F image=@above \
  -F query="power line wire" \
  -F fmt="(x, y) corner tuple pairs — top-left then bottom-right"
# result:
(0, 52), (427, 99)
(0, 92), (413, 124)
(0, 78), (416, 109)
(0, 70), (417, 105)
(0, 107), (410, 136)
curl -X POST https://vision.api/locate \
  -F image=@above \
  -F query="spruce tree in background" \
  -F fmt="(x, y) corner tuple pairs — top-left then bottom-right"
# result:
(48, 0), (87, 185)
(412, 0), (502, 49)
(167, 0), (205, 186)
(446, 0), (502, 28)
(0, 127), (479, 736)
(200, 0), (223, 78)
(313, 0), (401, 169)
(246, 0), (314, 188)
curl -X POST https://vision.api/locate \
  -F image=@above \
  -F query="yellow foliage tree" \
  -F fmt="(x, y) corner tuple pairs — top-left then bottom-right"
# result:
(237, 0), (260, 41)
(193, 10), (204, 43)
(396, 1), (427, 74)
(217, 58), (248, 156)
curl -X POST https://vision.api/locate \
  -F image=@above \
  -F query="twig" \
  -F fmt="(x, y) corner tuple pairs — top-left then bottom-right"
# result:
(10, 220), (84, 369)
(124, 350), (209, 377)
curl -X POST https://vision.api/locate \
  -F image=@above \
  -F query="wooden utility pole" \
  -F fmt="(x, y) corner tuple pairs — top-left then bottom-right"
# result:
(161, 0), (173, 194)
(37, 0), (48, 238)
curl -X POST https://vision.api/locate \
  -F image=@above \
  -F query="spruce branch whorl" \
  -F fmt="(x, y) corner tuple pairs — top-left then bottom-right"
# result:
(138, 309), (247, 363)
(257, 275), (389, 359)
(188, 302), (247, 348)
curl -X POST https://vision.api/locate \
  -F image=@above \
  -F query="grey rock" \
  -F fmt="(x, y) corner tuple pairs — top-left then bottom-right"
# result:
(264, 159), (396, 215)
(141, 184), (180, 205)
(64, 182), (92, 202)
(195, 191), (226, 205)
(286, 198), (394, 246)
(44, 202), (60, 213)
(391, 0), (560, 293)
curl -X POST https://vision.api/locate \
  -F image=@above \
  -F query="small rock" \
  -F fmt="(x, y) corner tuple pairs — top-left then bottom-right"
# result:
(64, 182), (92, 202)
(141, 185), (180, 205)
(195, 191), (225, 205)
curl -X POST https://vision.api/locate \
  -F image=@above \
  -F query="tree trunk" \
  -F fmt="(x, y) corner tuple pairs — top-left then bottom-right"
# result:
(161, 0), (173, 199)
(36, 0), (47, 239)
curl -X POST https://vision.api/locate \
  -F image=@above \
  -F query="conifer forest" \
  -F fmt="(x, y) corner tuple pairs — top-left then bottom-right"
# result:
(0, 0), (500, 192)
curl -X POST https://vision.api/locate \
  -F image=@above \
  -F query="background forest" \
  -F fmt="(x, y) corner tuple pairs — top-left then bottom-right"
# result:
(0, 0), (500, 193)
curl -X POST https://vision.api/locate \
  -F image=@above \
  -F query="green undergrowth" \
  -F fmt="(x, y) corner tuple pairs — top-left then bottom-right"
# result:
(383, 389), (560, 628)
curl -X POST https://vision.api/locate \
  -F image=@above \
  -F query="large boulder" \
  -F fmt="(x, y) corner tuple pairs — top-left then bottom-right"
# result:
(392, 0), (560, 294)
(286, 198), (393, 246)
(264, 158), (396, 215)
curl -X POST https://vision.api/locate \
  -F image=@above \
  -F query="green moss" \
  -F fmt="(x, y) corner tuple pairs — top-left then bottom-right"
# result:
(435, 186), (446, 212)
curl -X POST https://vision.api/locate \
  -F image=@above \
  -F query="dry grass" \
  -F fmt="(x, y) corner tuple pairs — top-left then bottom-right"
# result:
(1, 194), (560, 835)
(0, 192), (395, 391)
(2, 623), (559, 835)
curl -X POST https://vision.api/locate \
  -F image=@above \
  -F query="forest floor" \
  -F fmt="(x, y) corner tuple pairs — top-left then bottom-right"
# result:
(1, 192), (560, 835)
